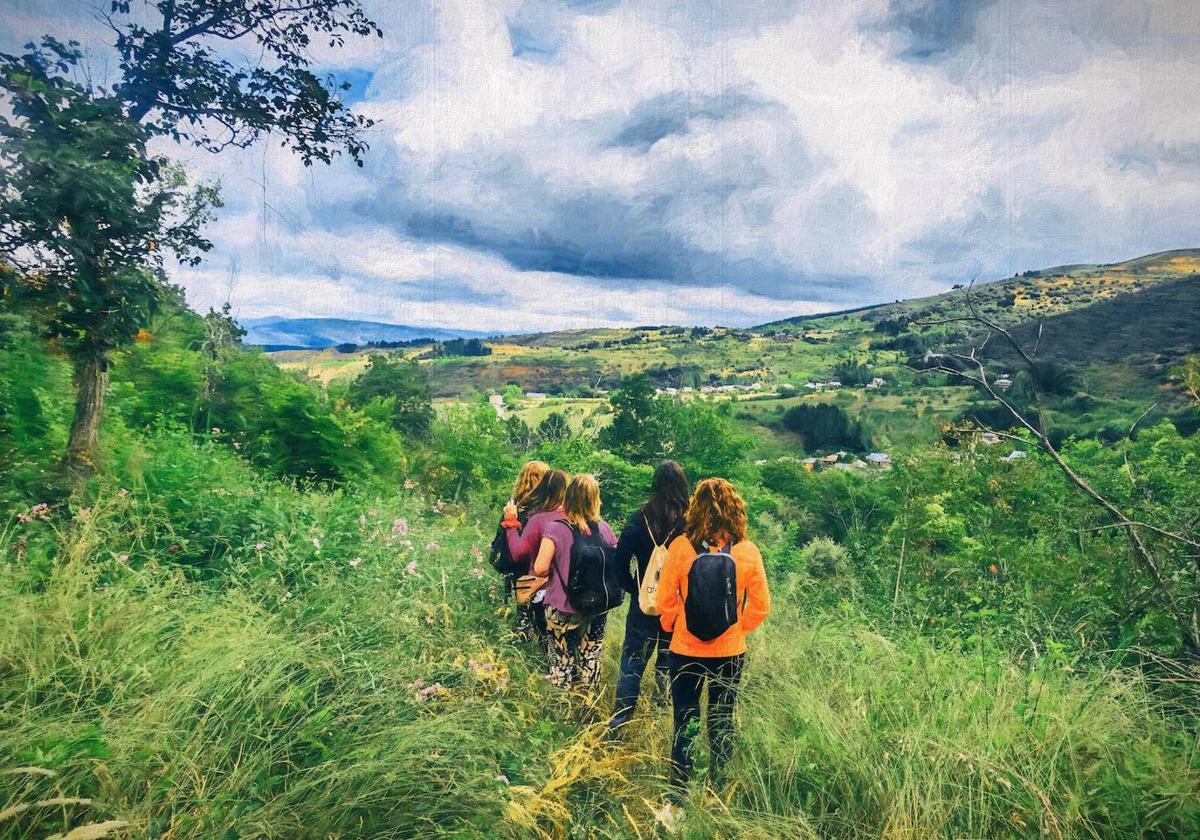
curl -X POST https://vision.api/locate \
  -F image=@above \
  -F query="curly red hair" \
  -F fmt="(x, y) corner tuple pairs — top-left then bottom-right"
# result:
(685, 477), (748, 547)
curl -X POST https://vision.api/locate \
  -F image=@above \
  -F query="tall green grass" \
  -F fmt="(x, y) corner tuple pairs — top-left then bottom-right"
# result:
(2, 432), (1198, 838)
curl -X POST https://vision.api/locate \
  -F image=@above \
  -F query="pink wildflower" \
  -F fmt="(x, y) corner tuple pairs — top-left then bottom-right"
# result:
(425, 541), (440, 551)
(117, 554), (129, 564)
(254, 542), (266, 551)
(406, 560), (418, 575)
(392, 518), (409, 536)
(470, 545), (484, 562)
(471, 566), (485, 580)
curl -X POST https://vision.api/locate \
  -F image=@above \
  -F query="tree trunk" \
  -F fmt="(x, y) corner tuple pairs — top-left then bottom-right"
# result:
(64, 354), (110, 478)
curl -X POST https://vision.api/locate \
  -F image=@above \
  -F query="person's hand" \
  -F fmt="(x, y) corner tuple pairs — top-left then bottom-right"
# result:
(503, 501), (518, 519)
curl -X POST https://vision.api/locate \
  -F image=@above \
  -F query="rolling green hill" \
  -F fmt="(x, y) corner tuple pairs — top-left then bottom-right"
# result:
(273, 249), (1199, 450)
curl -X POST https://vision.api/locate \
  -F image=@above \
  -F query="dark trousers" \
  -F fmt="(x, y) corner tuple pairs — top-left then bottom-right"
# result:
(669, 653), (745, 788)
(609, 611), (671, 728)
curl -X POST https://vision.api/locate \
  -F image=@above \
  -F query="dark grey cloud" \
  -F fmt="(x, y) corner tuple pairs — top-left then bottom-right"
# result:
(606, 91), (769, 152)
(872, 0), (998, 62)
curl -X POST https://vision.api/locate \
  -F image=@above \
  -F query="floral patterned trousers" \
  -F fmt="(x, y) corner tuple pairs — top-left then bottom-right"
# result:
(544, 606), (608, 690)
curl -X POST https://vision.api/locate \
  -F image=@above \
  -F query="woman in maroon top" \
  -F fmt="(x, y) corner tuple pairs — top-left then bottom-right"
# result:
(502, 469), (569, 568)
(530, 474), (617, 692)
(500, 469), (569, 643)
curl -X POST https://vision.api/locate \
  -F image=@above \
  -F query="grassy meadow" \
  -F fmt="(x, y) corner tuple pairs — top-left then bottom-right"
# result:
(3, 250), (1200, 839)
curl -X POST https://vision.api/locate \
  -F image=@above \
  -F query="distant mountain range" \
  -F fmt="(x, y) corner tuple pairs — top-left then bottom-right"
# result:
(242, 317), (489, 350)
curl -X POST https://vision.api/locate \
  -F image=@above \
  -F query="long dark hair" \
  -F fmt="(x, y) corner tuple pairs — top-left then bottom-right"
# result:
(641, 460), (689, 542)
(527, 469), (569, 514)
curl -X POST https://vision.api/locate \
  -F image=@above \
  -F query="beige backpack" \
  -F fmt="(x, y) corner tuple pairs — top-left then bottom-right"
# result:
(636, 516), (669, 616)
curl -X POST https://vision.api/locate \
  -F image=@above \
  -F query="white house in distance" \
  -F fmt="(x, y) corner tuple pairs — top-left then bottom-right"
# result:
(866, 452), (892, 467)
(1002, 449), (1027, 462)
(994, 376), (1013, 391)
(866, 377), (886, 389)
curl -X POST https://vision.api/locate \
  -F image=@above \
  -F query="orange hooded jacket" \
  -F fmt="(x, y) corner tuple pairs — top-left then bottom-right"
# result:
(656, 534), (771, 658)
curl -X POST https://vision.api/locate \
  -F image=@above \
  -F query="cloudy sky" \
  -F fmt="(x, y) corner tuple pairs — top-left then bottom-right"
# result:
(5, 0), (1200, 332)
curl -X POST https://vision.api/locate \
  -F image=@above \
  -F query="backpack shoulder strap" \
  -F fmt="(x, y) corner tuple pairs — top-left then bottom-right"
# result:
(643, 515), (662, 548)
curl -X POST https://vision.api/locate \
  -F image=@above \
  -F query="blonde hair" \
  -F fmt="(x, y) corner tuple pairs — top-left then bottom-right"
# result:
(511, 460), (550, 512)
(685, 477), (748, 547)
(563, 474), (601, 528)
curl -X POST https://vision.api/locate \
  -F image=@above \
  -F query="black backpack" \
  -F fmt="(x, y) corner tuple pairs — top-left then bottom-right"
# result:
(562, 520), (623, 615)
(683, 544), (740, 642)
(488, 513), (528, 576)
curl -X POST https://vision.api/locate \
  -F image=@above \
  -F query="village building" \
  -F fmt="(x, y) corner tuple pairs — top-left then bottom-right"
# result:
(866, 377), (887, 389)
(866, 452), (892, 467)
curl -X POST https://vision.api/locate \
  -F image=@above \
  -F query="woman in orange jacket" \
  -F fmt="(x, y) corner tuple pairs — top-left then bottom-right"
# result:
(655, 477), (770, 792)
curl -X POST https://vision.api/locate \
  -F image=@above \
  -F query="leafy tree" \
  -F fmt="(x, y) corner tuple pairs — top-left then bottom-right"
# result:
(536, 411), (571, 444)
(437, 338), (492, 357)
(781, 404), (869, 452)
(831, 357), (871, 387)
(108, 0), (379, 163)
(598, 374), (664, 462)
(4, 1), (379, 473)
(347, 355), (433, 439)
(599, 373), (750, 478)
(0, 43), (218, 475)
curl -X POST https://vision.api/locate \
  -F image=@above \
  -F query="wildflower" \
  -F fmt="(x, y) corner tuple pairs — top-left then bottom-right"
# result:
(359, 514), (367, 526)
(211, 427), (221, 435)
(425, 615), (435, 625)
(254, 542), (267, 551)
(470, 545), (484, 562)
(989, 563), (999, 575)
(368, 507), (379, 517)
(392, 518), (409, 536)
(117, 554), (129, 564)
(425, 541), (440, 551)
(312, 537), (321, 551)
(349, 557), (364, 568)
(494, 774), (510, 785)
(406, 560), (418, 575)
(283, 590), (293, 601)
(403, 480), (417, 490)
(413, 681), (444, 702)
(17, 502), (51, 524)
(471, 566), (485, 580)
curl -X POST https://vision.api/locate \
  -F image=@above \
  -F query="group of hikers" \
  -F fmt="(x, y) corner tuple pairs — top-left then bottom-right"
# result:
(489, 460), (771, 794)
